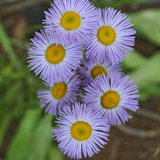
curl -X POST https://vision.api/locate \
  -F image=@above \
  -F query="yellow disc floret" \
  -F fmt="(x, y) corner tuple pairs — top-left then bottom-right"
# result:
(97, 26), (116, 45)
(60, 11), (81, 30)
(51, 82), (67, 99)
(71, 121), (92, 141)
(91, 66), (107, 79)
(101, 91), (120, 109)
(45, 44), (65, 64)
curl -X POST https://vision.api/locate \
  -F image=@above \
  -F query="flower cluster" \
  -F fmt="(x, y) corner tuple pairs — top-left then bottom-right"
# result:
(28, 0), (139, 159)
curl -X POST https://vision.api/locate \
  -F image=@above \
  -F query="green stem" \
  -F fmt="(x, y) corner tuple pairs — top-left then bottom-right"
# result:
(0, 19), (21, 69)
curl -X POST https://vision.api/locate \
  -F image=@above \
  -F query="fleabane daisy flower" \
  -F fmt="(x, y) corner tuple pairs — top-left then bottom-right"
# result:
(37, 72), (81, 115)
(43, 0), (98, 43)
(28, 29), (82, 81)
(53, 103), (110, 159)
(78, 58), (121, 86)
(83, 72), (139, 126)
(85, 7), (136, 64)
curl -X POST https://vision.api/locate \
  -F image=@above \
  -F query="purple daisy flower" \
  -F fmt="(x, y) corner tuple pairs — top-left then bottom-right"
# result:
(37, 72), (81, 116)
(43, 0), (98, 43)
(78, 58), (121, 86)
(83, 72), (139, 126)
(85, 7), (136, 64)
(28, 29), (82, 81)
(52, 103), (110, 159)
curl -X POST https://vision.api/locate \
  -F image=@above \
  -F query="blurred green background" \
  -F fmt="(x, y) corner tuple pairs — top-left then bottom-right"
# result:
(0, 0), (160, 160)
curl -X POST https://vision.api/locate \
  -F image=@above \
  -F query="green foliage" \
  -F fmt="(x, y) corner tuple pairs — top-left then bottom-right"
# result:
(92, 0), (151, 9)
(0, 18), (63, 160)
(0, 21), (21, 69)
(128, 9), (160, 47)
(28, 114), (53, 160)
(0, 114), (12, 147)
(123, 9), (160, 100)
(122, 50), (160, 100)
(122, 50), (146, 70)
(130, 51), (160, 89)
(48, 145), (64, 160)
(7, 109), (42, 160)
(6, 109), (62, 160)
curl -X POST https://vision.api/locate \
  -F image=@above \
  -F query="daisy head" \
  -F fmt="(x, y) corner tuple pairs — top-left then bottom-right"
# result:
(27, 29), (82, 81)
(78, 58), (121, 86)
(85, 7), (136, 64)
(83, 72), (139, 126)
(37, 72), (81, 116)
(53, 103), (109, 159)
(43, 0), (98, 43)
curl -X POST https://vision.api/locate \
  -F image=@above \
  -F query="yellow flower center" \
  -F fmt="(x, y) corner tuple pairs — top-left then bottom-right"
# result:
(71, 121), (92, 141)
(60, 11), (81, 30)
(91, 66), (107, 79)
(45, 44), (65, 64)
(101, 91), (120, 109)
(51, 82), (67, 99)
(97, 26), (116, 45)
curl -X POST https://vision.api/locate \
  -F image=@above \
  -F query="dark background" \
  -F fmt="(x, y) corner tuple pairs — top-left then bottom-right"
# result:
(0, 0), (160, 160)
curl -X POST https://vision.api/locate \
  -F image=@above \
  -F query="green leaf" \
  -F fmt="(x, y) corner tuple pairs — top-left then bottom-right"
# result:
(128, 9), (160, 46)
(48, 144), (64, 160)
(0, 95), (24, 148)
(92, 0), (151, 9)
(0, 82), (22, 116)
(0, 20), (21, 68)
(0, 114), (12, 148)
(122, 50), (146, 70)
(9, 69), (28, 80)
(139, 85), (160, 100)
(130, 51), (160, 89)
(7, 109), (42, 160)
(27, 114), (53, 160)
(0, 63), (13, 76)
(12, 97), (25, 119)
